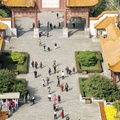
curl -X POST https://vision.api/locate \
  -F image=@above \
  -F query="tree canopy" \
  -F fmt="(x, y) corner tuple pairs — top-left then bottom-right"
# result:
(86, 74), (120, 101)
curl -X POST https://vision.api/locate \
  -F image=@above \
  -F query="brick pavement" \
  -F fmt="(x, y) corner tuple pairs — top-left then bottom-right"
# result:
(4, 12), (104, 120)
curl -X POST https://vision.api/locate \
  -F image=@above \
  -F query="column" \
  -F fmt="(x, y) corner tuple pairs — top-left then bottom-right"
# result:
(64, 11), (67, 28)
(85, 12), (89, 28)
(34, 10), (38, 28)
(11, 9), (15, 28)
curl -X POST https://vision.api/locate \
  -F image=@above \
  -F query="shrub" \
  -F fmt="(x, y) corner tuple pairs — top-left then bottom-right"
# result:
(11, 51), (25, 64)
(77, 50), (98, 67)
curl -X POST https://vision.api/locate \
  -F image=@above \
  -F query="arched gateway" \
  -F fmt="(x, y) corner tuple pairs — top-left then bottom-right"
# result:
(2, 0), (98, 38)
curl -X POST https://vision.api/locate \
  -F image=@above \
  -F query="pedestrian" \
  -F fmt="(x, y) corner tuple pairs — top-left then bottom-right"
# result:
(56, 72), (60, 80)
(65, 83), (69, 92)
(66, 116), (70, 120)
(50, 23), (52, 29)
(46, 77), (50, 85)
(54, 43), (57, 49)
(47, 31), (49, 37)
(43, 44), (46, 51)
(68, 68), (72, 75)
(53, 102), (56, 110)
(58, 95), (61, 103)
(48, 93), (51, 101)
(38, 20), (40, 28)
(31, 60), (34, 68)
(61, 71), (65, 79)
(42, 79), (45, 87)
(53, 94), (57, 101)
(35, 61), (38, 69)
(32, 96), (35, 104)
(47, 21), (49, 29)
(57, 79), (60, 87)
(73, 23), (75, 28)
(53, 62), (57, 73)
(40, 62), (43, 68)
(61, 109), (64, 119)
(54, 110), (57, 119)
(58, 22), (60, 28)
(60, 84), (64, 92)
(66, 66), (69, 75)
(47, 87), (51, 94)
(57, 13), (59, 18)
(33, 22), (35, 28)
(47, 47), (51, 51)
(72, 67), (75, 74)
(55, 104), (59, 111)
(53, 60), (56, 64)
(39, 32), (41, 38)
(48, 68), (51, 75)
(39, 39), (42, 46)
(34, 70), (37, 78)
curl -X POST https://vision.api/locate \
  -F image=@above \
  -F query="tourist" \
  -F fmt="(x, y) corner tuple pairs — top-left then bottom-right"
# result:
(65, 83), (69, 92)
(73, 23), (75, 28)
(54, 110), (57, 119)
(38, 20), (40, 28)
(53, 94), (57, 101)
(61, 71), (65, 79)
(58, 95), (61, 103)
(48, 93), (51, 101)
(47, 21), (49, 29)
(72, 67), (75, 74)
(33, 22), (35, 28)
(60, 84), (64, 92)
(53, 62), (57, 73)
(46, 77), (50, 85)
(39, 32), (41, 38)
(47, 31), (49, 37)
(66, 66), (69, 75)
(43, 44), (46, 51)
(42, 79), (45, 87)
(50, 23), (52, 29)
(57, 79), (60, 87)
(48, 68), (51, 75)
(56, 72), (60, 80)
(58, 22), (61, 28)
(47, 47), (51, 52)
(54, 43), (57, 49)
(40, 62), (43, 68)
(68, 68), (72, 75)
(32, 96), (35, 104)
(31, 60), (34, 68)
(47, 87), (51, 94)
(35, 61), (38, 69)
(61, 109), (64, 119)
(34, 70), (37, 78)
(53, 102), (56, 110)
(57, 13), (59, 18)
(39, 39), (42, 46)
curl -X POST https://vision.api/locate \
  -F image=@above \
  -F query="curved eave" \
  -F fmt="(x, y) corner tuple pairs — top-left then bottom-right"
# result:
(0, 22), (8, 30)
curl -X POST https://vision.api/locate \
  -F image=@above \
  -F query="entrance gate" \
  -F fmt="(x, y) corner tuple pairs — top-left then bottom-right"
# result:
(2, 0), (98, 38)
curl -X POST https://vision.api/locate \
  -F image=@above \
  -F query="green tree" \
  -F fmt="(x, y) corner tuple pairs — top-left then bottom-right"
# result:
(0, 69), (15, 93)
(77, 50), (98, 67)
(11, 51), (25, 64)
(86, 74), (120, 101)
(113, 101), (120, 111)
(0, 9), (8, 17)
(90, 0), (106, 17)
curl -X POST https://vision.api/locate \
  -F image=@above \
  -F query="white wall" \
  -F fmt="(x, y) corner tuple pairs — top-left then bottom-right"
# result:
(90, 12), (118, 36)
(0, 20), (12, 36)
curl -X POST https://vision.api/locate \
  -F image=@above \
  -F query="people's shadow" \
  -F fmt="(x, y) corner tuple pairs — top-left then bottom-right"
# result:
(51, 91), (56, 94)
(68, 87), (73, 91)
(37, 74), (42, 78)
(57, 106), (63, 111)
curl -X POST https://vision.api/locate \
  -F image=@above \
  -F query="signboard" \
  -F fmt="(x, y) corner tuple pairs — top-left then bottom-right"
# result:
(42, 0), (59, 8)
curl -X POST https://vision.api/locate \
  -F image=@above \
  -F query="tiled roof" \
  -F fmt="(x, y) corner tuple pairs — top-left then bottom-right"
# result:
(100, 34), (120, 72)
(94, 16), (118, 29)
(105, 23), (120, 39)
(0, 22), (7, 30)
(2, 0), (35, 7)
(90, 11), (118, 20)
(67, 0), (98, 7)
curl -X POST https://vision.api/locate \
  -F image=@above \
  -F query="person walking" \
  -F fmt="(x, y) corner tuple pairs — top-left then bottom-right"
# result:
(39, 32), (41, 38)
(68, 68), (72, 75)
(42, 79), (45, 87)
(31, 60), (34, 68)
(53, 62), (57, 73)
(50, 23), (52, 29)
(32, 96), (35, 104)
(61, 109), (64, 119)
(58, 95), (61, 103)
(33, 22), (35, 28)
(48, 68), (51, 75)
(53, 102), (56, 110)
(54, 110), (57, 119)
(35, 61), (38, 69)
(46, 77), (50, 85)
(61, 71), (65, 79)
(38, 20), (40, 28)
(60, 84), (64, 92)
(53, 94), (57, 101)
(66, 66), (69, 75)
(54, 43), (57, 49)
(58, 22), (61, 28)
(47, 47), (51, 52)
(48, 93), (51, 101)
(56, 72), (60, 80)
(57, 13), (59, 18)
(47, 31), (49, 37)
(72, 67), (75, 74)
(47, 87), (51, 94)
(47, 21), (49, 29)
(40, 62), (43, 68)
(65, 83), (69, 92)
(34, 70), (37, 78)
(39, 39), (42, 46)
(57, 78), (60, 87)
(43, 44), (46, 51)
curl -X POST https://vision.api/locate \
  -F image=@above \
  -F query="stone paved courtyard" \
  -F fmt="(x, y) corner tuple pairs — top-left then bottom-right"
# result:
(3, 11), (107, 120)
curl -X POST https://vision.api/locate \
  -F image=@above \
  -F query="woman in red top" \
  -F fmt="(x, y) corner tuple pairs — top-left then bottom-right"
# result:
(60, 84), (64, 92)
(61, 109), (64, 119)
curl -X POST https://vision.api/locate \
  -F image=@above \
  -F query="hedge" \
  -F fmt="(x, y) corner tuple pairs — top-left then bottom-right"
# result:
(75, 51), (103, 73)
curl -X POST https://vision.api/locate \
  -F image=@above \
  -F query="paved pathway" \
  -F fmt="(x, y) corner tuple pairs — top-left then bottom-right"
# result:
(4, 12), (103, 120)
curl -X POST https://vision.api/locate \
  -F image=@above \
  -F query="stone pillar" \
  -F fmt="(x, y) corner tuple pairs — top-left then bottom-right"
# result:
(11, 9), (17, 38)
(63, 11), (68, 37)
(33, 9), (39, 38)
